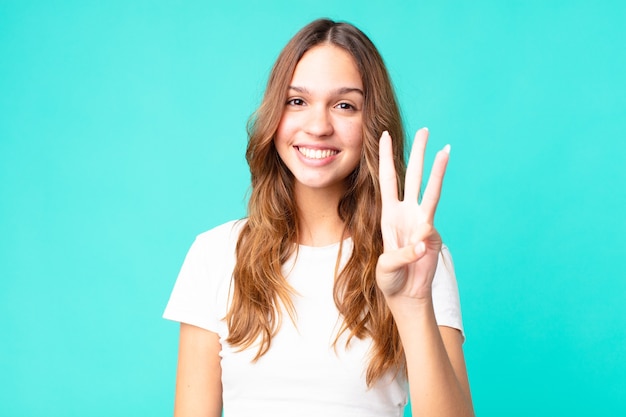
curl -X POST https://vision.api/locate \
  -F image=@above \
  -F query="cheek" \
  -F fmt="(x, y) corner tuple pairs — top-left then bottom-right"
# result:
(340, 119), (364, 146)
(274, 114), (297, 146)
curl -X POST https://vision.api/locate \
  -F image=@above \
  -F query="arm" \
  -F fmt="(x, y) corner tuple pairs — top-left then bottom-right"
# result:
(173, 323), (223, 417)
(393, 307), (473, 416)
(376, 129), (474, 417)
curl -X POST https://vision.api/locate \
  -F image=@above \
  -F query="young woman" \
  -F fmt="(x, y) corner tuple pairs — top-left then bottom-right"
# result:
(164, 18), (474, 417)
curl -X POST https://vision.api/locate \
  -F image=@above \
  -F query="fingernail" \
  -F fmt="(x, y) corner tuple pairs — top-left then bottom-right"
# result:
(414, 242), (426, 255)
(443, 144), (451, 154)
(422, 127), (429, 132)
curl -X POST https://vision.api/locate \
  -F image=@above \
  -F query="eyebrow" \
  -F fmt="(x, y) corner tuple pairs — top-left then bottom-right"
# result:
(288, 85), (364, 96)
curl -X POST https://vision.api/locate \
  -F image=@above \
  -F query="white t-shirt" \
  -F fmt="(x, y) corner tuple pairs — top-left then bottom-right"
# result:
(163, 220), (464, 417)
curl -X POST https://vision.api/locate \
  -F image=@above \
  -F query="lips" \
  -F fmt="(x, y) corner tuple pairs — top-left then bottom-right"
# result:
(296, 146), (339, 160)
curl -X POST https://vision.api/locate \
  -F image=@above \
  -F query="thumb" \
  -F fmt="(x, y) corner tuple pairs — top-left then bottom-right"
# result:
(377, 242), (426, 275)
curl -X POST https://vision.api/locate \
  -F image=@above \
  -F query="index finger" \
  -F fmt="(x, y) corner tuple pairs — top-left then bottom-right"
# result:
(378, 131), (398, 203)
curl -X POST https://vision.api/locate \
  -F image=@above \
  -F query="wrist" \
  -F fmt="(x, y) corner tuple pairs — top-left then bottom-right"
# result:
(385, 293), (434, 322)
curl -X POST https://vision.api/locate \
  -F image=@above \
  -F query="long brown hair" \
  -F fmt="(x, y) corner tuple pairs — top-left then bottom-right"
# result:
(225, 18), (407, 385)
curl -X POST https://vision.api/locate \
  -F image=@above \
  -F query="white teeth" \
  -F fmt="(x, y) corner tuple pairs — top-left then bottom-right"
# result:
(297, 147), (338, 159)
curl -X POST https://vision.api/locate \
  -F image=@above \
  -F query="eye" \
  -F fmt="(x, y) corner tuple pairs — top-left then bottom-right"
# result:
(286, 98), (305, 106)
(335, 102), (356, 111)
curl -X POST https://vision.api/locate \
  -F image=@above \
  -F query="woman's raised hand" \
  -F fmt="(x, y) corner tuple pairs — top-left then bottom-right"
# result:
(376, 128), (450, 303)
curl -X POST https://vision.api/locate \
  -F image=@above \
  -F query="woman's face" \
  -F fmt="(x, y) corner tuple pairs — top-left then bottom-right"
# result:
(274, 44), (364, 196)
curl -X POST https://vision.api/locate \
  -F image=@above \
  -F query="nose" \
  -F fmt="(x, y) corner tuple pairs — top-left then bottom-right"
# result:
(304, 105), (334, 137)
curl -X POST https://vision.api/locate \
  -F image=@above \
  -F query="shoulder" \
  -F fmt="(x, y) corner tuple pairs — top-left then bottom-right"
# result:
(195, 218), (247, 244)
(190, 219), (247, 257)
(437, 244), (455, 275)
(433, 243), (458, 291)
(432, 243), (465, 339)
(163, 219), (247, 330)
(174, 218), (248, 296)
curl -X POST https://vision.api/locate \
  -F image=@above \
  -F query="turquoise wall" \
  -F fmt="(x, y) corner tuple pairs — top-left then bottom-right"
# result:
(1, 1), (624, 415)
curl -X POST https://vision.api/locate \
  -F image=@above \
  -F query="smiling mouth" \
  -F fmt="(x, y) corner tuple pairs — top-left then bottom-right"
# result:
(296, 146), (339, 159)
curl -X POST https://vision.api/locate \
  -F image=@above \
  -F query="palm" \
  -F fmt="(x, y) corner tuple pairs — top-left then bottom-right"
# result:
(376, 128), (449, 300)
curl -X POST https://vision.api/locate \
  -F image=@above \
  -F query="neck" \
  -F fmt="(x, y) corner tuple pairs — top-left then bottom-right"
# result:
(294, 184), (347, 247)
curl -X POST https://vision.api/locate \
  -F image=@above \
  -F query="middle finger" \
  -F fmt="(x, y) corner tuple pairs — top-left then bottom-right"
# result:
(404, 128), (429, 202)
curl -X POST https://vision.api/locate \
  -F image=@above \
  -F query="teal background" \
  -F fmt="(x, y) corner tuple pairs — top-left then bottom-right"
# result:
(1, 0), (624, 415)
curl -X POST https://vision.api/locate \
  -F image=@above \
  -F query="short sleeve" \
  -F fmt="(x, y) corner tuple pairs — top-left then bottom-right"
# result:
(431, 244), (465, 340)
(163, 220), (242, 332)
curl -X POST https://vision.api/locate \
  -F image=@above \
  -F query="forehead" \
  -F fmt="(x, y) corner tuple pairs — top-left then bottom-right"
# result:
(290, 44), (363, 89)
